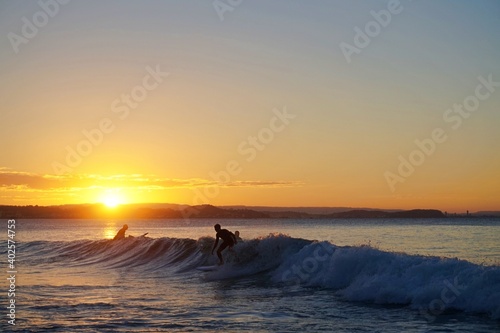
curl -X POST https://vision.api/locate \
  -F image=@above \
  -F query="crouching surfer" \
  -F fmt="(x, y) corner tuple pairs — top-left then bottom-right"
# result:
(113, 224), (148, 240)
(113, 224), (128, 240)
(211, 224), (237, 265)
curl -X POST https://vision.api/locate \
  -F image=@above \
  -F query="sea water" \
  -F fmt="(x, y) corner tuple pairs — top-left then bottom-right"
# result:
(1, 218), (499, 332)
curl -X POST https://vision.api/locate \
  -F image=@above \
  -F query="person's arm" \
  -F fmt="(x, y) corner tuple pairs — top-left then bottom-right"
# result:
(211, 235), (219, 254)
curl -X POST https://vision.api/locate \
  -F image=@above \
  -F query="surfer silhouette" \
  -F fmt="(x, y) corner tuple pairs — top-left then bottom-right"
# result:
(234, 230), (243, 242)
(113, 224), (128, 240)
(211, 224), (237, 265)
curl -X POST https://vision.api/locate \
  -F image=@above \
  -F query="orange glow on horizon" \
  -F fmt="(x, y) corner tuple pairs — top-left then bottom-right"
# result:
(0, 168), (498, 213)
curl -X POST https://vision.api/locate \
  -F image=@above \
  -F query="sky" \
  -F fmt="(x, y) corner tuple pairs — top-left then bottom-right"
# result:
(0, 0), (499, 212)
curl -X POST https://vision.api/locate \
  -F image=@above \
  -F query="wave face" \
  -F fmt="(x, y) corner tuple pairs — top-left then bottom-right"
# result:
(271, 241), (500, 320)
(16, 234), (500, 320)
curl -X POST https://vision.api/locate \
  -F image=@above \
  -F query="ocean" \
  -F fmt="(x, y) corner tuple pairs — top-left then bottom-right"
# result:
(1, 218), (499, 332)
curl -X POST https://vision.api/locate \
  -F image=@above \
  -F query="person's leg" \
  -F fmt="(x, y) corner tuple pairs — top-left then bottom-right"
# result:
(217, 242), (229, 264)
(216, 251), (223, 264)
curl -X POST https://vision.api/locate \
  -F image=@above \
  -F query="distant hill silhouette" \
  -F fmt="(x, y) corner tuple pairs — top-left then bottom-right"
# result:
(220, 205), (402, 214)
(0, 204), (447, 219)
(473, 211), (500, 217)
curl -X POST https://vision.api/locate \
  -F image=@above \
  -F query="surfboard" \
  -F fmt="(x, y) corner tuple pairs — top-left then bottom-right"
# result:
(196, 265), (220, 271)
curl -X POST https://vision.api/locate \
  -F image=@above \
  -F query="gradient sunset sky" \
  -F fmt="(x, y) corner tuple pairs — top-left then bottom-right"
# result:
(1, 1), (499, 212)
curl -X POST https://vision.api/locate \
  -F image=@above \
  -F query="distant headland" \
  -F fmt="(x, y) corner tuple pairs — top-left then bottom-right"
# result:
(1, 203), (498, 219)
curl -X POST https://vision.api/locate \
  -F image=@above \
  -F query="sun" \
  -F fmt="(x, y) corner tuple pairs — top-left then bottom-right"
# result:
(103, 195), (120, 208)
(100, 190), (124, 208)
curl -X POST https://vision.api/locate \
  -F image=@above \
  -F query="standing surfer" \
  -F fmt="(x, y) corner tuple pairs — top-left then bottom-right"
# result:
(211, 224), (237, 265)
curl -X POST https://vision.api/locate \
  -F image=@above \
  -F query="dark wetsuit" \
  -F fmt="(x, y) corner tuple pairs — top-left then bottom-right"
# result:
(113, 227), (127, 240)
(216, 229), (236, 252)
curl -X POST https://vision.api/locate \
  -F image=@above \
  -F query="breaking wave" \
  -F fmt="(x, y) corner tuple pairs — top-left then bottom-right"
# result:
(15, 234), (500, 319)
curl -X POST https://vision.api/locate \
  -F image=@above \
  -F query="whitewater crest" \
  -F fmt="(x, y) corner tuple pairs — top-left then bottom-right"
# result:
(16, 234), (500, 320)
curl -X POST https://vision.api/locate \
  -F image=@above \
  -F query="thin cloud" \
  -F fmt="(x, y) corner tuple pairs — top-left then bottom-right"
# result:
(0, 168), (303, 193)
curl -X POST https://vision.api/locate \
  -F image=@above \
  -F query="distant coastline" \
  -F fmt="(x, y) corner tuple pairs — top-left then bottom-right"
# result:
(1, 203), (498, 219)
